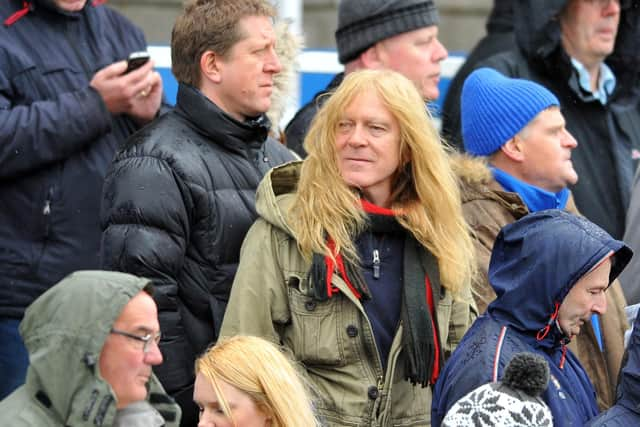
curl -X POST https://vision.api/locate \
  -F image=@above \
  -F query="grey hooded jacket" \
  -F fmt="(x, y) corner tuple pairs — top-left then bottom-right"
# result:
(0, 271), (181, 427)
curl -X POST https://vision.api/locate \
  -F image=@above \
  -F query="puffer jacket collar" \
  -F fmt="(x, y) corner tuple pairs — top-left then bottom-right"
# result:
(512, 0), (640, 103)
(487, 210), (631, 350)
(175, 83), (271, 157)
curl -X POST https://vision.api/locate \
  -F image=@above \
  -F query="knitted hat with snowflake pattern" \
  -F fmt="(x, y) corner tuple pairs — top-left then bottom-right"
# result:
(442, 352), (553, 427)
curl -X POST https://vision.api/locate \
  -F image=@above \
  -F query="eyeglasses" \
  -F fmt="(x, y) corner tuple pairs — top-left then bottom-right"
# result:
(110, 328), (161, 354)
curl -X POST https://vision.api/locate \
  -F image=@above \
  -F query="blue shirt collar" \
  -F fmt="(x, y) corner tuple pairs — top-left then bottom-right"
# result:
(570, 58), (616, 105)
(491, 167), (570, 212)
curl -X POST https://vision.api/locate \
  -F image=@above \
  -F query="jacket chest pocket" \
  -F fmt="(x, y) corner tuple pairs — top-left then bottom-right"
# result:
(10, 58), (88, 104)
(285, 286), (358, 367)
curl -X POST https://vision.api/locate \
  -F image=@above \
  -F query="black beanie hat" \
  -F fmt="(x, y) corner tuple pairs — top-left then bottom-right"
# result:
(335, 0), (440, 64)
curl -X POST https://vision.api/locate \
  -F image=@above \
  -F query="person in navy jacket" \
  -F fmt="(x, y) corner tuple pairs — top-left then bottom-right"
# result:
(432, 209), (632, 427)
(588, 308), (640, 425)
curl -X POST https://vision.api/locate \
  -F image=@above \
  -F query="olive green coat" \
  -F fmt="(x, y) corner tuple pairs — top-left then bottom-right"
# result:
(220, 162), (477, 426)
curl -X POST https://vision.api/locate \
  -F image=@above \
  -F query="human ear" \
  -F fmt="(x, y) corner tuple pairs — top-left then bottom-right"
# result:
(200, 51), (222, 84)
(361, 43), (387, 69)
(500, 136), (526, 162)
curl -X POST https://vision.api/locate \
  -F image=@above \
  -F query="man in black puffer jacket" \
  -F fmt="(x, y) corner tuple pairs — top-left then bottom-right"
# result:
(0, 0), (162, 400)
(100, 1), (294, 425)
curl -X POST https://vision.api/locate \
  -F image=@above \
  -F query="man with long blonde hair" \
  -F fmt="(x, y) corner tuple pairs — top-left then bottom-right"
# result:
(221, 69), (476, 426)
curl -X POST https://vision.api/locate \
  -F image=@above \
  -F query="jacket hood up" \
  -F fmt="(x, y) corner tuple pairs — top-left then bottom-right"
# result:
(16, 270), (179, 426)
(253, 160), (301, 237)
(487, 210), (631, 346)
(512, 0), (640, 100)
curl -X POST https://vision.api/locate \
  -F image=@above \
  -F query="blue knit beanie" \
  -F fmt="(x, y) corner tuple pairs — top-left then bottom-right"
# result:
(461, 68), (559, 156)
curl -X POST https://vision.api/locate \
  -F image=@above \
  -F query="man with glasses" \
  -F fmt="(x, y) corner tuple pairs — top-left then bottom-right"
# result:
(0, 271), (181, 427)
(456, 0), (640, 244)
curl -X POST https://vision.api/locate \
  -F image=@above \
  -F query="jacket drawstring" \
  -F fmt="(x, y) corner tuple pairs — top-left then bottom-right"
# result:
(559, 341), (568, 370)
(325, 238), (362, 300)
(537, 301), (570, 369)
(4, 1), (106, 27)
(4, 1), (29, 26)
(536, 301), (560, 341)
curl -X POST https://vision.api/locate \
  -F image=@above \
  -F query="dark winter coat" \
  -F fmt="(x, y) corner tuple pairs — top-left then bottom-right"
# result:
(480, 0), (640, 239)
(284, 73), (343, 157)
(431, 209), (632, 427)
(0, 0), (147, 319)
(441, 0), (515, 150)
(588, 309), (640, 426)
(100, 83), (295, 414)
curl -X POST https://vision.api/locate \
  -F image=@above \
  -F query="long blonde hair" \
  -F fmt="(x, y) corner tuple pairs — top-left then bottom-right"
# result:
(289, 69), (474, 295)
(195, 336), (319, 427)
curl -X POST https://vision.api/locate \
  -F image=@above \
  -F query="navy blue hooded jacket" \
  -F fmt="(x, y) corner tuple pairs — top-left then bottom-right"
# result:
(0, 0), (147, 318)
(432, 210), (632, 426)
(588, 309), (640, 426)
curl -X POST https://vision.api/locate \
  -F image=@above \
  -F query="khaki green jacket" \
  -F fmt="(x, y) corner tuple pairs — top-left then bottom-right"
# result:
(0, 271), (181, 427)
(452, 154), (629, 411)
(220, 162), (477, 426)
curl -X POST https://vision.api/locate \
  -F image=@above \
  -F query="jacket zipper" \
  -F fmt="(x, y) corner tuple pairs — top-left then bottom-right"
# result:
(43, 188), (53, 238)
(372, 249), (380, 279)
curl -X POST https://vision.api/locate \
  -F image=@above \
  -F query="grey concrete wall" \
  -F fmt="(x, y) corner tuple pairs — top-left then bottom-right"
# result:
(109, 0), (493, 52)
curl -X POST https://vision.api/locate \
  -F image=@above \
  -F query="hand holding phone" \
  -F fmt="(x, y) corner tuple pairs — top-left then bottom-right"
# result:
(125, 51), (151, 74)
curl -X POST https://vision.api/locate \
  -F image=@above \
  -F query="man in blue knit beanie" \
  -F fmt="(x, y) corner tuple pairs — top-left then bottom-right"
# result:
(452, 66), (629, 411)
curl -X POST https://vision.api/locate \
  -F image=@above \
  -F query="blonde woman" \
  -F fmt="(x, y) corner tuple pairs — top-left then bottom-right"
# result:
(220, 69), (477, 426)
(193, 335), (318, 427)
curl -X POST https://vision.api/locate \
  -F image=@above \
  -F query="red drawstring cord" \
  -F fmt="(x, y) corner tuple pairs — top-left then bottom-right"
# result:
(536, 301), (561, 341)
(4, 1), (29, 26)
(537, 302), (570, 369)
(425, 275), (441, 384)
(325, 238), (362, 300)
(559, 343), (568, 370)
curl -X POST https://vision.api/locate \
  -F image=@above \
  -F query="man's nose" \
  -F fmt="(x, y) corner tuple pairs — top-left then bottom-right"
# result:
(144, 340), (163, 365)
(347, 124), (367, 147)
(602, 0), (621, 16)
(265, 47), (282, 74)
(593, 292), (607, 315)
(563, 130), (578, 149)
(433, 38), (448, 62)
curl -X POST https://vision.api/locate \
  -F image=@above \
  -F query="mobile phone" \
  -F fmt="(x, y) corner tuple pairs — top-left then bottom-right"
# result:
(125, 51), (150, 74)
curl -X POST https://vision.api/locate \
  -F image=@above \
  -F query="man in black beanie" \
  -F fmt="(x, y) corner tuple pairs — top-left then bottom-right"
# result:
(285, 0), (447, 157)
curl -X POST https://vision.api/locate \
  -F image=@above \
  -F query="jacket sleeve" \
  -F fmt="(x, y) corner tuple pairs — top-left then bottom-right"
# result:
(441, 283), (477, 358)
(219, 219), (292, 346)
(462, 200), (504, 314)
(0, 69), (112, 180)
(101, 153), (194, 390)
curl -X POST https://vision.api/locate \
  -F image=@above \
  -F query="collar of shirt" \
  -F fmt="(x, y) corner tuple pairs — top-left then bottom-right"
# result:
(491, 166), (570, 212)
(570, 57), (616, 105)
